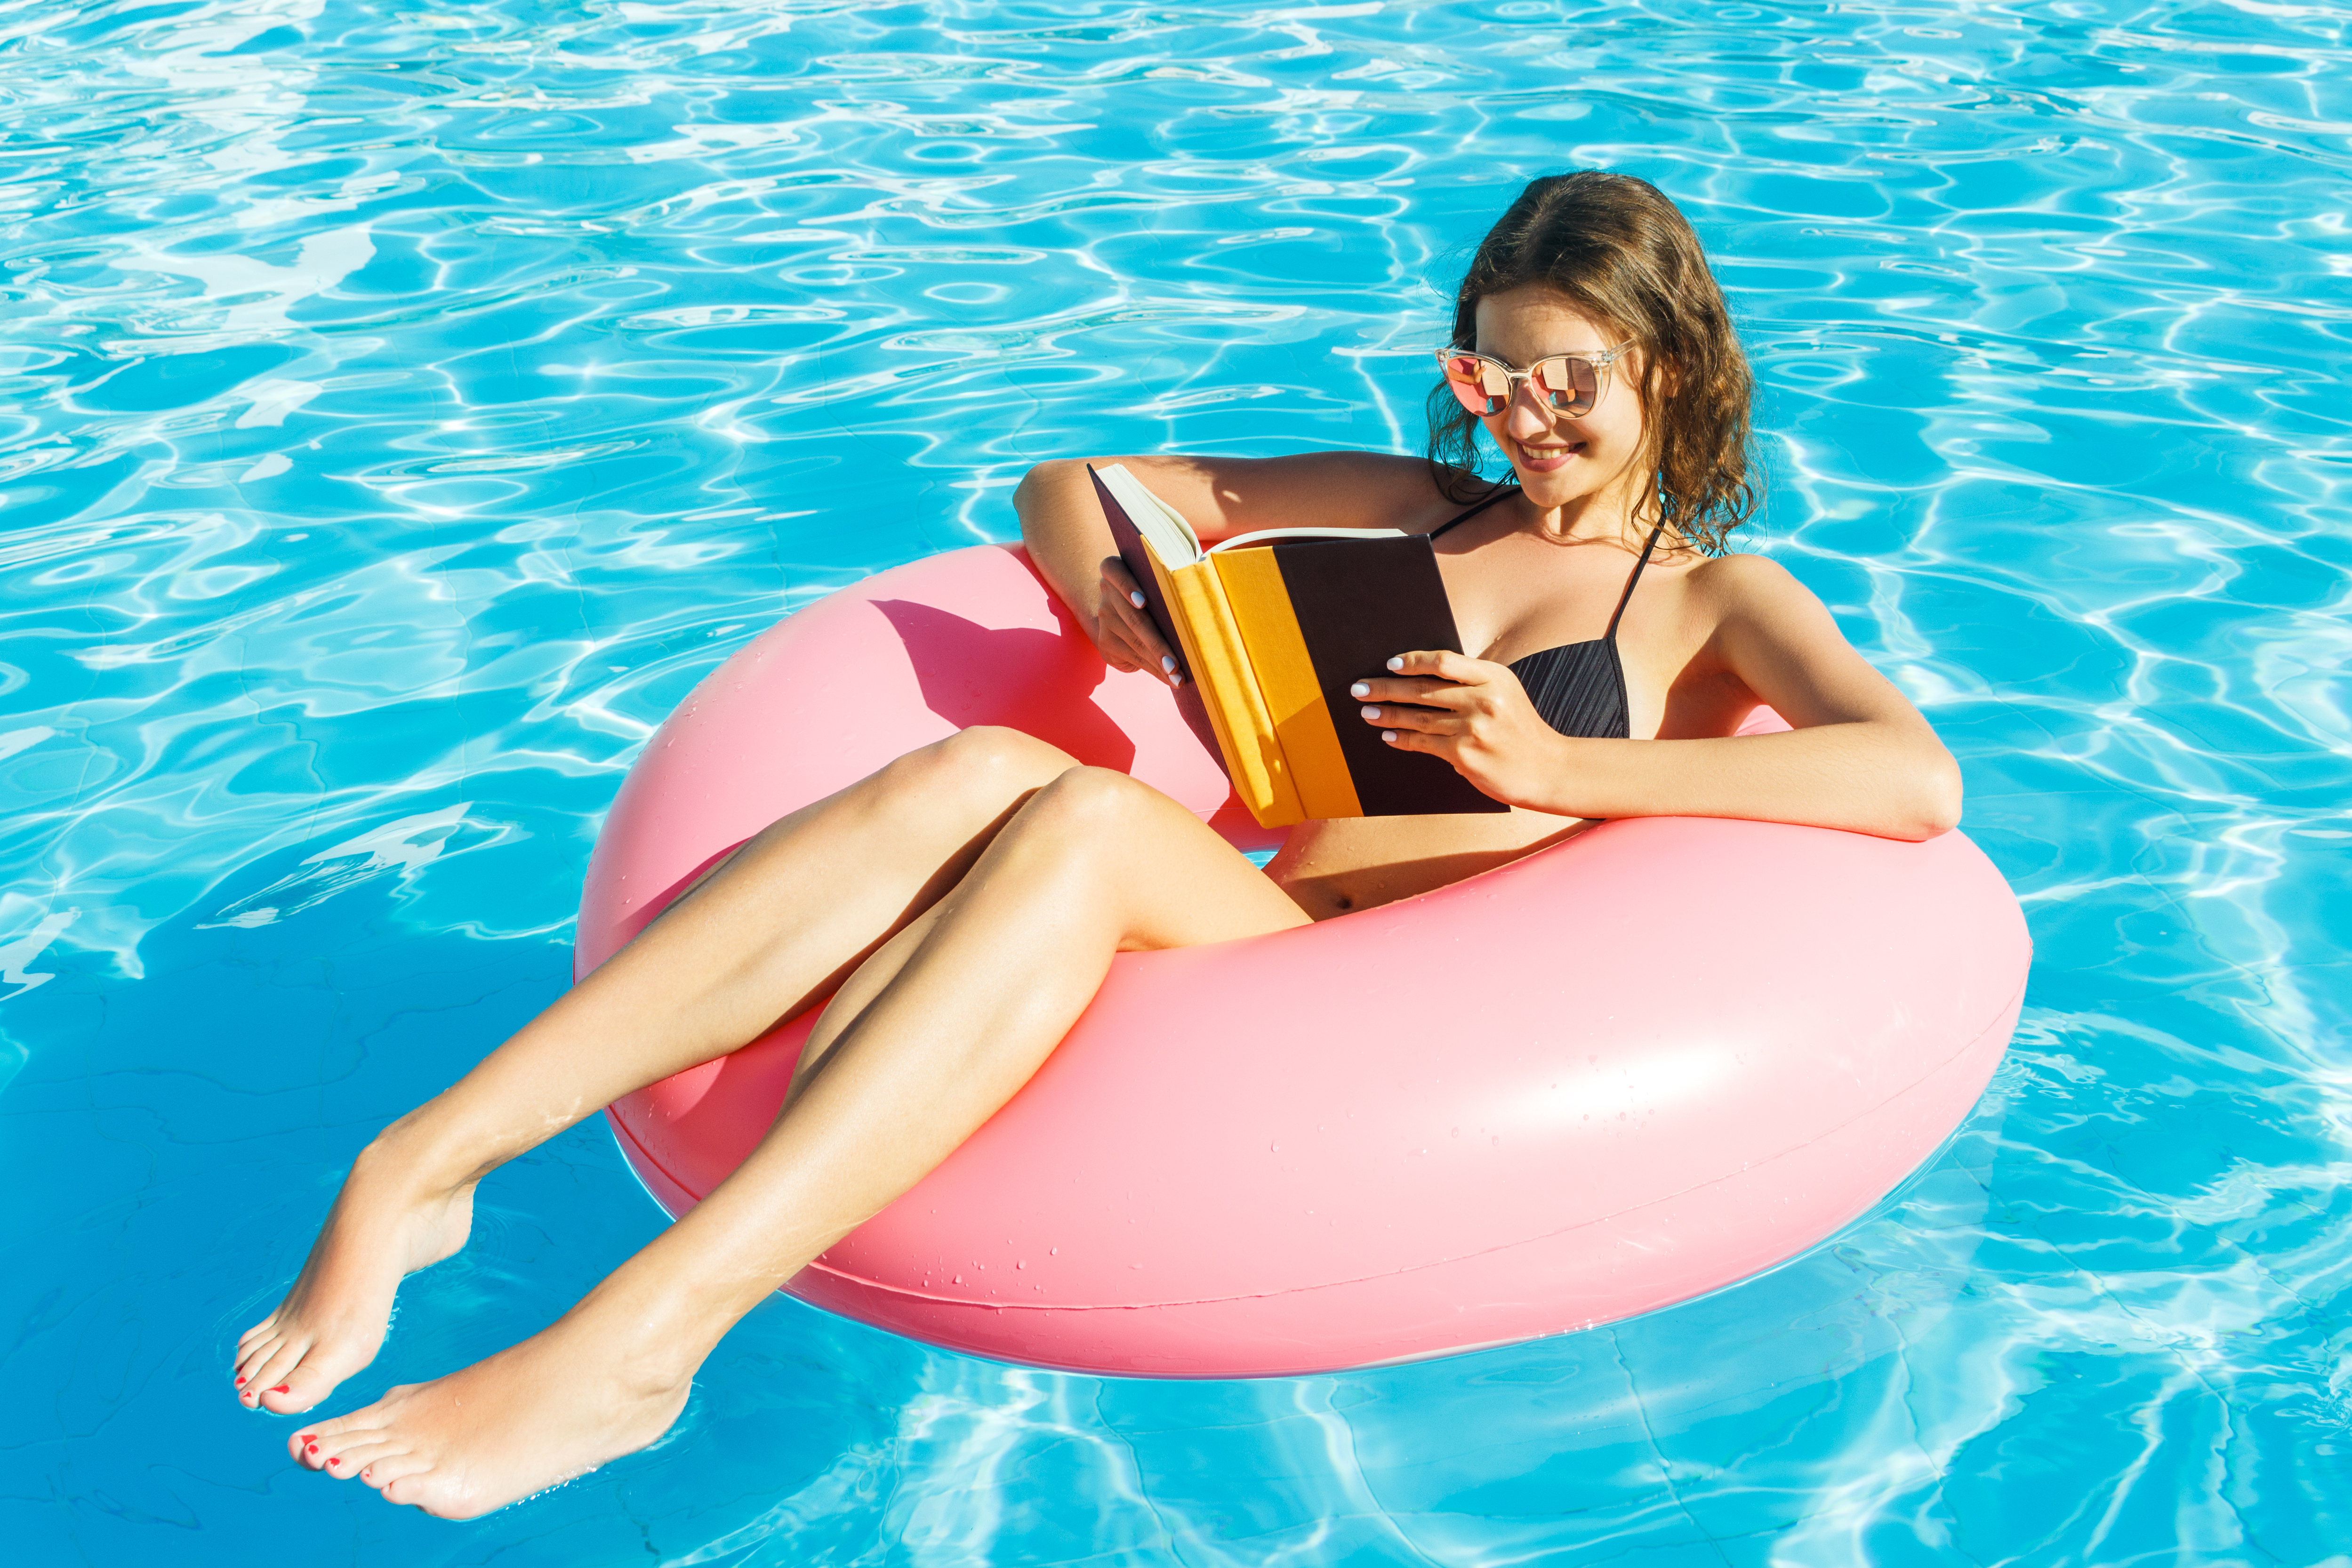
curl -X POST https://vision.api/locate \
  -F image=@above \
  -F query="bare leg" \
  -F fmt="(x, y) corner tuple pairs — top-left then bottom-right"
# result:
(287, 766), (1308, 1517)
(233, 726), (1085, 1415)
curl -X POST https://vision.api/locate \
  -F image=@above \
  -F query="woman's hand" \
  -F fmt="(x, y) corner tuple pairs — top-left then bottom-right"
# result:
(1092, 556), (1183, 685)
(1350, 650), (1566, 809)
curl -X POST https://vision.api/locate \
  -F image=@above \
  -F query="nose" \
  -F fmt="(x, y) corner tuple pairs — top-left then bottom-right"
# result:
(1502, 378), (1555, 443)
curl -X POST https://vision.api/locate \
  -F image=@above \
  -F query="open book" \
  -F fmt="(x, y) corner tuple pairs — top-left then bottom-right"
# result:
(1090, 463), (1506, 826)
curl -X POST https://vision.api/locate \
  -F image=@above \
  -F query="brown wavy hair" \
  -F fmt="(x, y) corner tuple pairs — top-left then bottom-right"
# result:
(1426, 171), (1758, 554)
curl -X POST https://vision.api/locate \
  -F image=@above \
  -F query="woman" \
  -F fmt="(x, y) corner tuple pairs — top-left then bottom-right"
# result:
(233, 172), (1959, 1518)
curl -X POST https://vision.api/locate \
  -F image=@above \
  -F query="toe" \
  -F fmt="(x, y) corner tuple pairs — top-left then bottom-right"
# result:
(252, 1382), (300, 1414)
(233, 1333), (284, 1394)
(358, 1449), (430, 1491)
(297, 1413), (375, 1469)
(289, 1427), (333, 1468)
(380, 1472), (440, 1511)
(317, 1445), (372, 1480)
(259, 1363), (333, 1415)
(288, 1409), (364, 1467)
(332, 1438), (406, 1479)
(241, 1344), (307, 1411)
(390, 1471), (484, 1521)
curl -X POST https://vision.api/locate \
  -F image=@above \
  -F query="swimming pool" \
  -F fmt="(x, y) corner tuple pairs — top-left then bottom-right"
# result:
(3, 0), (2346, 1560)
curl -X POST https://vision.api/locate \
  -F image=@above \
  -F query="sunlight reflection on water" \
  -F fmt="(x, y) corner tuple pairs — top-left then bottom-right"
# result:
(3, 0), (2348, 1562)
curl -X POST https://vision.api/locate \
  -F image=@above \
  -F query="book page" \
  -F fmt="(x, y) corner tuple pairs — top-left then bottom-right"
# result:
(1093, 463), (1203, 565)
(1210, 525), (1407, 553)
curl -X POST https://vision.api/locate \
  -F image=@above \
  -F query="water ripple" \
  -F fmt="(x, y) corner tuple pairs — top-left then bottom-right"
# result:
(4, 0), (2349, 1562)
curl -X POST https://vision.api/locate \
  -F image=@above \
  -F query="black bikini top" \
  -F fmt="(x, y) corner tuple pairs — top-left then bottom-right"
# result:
(1427, 486), (1668, 741)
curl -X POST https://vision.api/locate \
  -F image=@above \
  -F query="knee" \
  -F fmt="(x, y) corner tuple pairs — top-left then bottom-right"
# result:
(1006, 765), (1153, 842)
(931, 724), (1076, 789)
(883, 725), (1072, 807)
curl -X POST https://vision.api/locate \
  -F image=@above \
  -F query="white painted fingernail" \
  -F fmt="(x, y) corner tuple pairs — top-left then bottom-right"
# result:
(1161, 655), (1176, 673)
(1386, 656), (1404, 672)
(1130, 591), (1146, 607)
(1349, 682), (1369, 698)
(1361, 705), (1380, 720)
(1381, 731), (1398, 744)
(1169, 671), (1185, 686)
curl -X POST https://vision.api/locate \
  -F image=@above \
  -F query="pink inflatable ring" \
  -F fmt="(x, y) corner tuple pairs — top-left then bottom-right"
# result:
(577, 545), (2029, 1378)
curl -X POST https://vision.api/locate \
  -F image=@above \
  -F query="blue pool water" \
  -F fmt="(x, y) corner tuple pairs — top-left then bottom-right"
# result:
(4, 0), (2348, 1561)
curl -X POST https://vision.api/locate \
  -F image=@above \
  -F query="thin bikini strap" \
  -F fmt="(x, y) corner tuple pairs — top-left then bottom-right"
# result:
(1603, 523), (1670, 640)
(1425, 483), (1520, 539)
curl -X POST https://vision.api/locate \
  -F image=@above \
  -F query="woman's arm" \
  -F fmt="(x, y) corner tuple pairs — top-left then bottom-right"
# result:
(1357, 555), (1964, 841)
(1013, 452), (1458, 678)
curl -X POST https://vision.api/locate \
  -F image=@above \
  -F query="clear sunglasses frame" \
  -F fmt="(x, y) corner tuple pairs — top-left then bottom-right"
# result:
(1434, 342), (1636, 418)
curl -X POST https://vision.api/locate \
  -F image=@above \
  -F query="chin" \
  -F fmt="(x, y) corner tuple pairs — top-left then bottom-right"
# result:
(1512, 472), (1592, 507)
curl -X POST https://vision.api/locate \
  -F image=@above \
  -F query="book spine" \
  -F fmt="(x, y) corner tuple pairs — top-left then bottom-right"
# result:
(1167, 560), (1305, 828)
(1210, 548), (1362, 821)
(1144, 552), (1248, 787)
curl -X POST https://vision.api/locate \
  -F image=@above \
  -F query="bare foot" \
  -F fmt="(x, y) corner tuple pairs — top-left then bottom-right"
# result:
(286, 1295), (695, 1519)
(235, 1141), (477, 1416)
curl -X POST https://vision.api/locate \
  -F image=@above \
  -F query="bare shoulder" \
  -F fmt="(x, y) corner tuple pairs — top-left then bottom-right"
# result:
(1683, 549), (1803, 595)
(1679, 550), (1830, 622)
(1669, 551), (1861, 670)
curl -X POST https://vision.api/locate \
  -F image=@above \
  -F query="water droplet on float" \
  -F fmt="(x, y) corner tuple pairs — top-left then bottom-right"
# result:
(1017, 1259), (1026, 1269)
(952, 1274), (963, 1284)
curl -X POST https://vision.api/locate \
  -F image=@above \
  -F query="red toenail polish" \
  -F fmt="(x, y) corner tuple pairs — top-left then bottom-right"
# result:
(306, 1443), (317, 1453)
(234, 1375), (246, 1385)
(329, 1458), (340, 1467)
(271, 1385), (289, 1393)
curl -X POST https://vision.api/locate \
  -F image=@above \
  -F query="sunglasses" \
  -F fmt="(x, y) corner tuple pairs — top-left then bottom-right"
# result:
(1434, 342), (1636, 418)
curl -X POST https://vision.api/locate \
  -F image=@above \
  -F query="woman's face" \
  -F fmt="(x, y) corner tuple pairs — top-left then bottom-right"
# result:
(1471, 285), (1650, 519)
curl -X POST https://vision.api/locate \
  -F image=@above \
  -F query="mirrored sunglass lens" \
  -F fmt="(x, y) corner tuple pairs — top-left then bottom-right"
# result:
(1444, 355), (1505, 415)
(1536, 356), (1598, 413)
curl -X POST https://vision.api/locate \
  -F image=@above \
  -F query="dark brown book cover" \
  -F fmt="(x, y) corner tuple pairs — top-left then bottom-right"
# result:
(1271, 535), (1507, 816)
